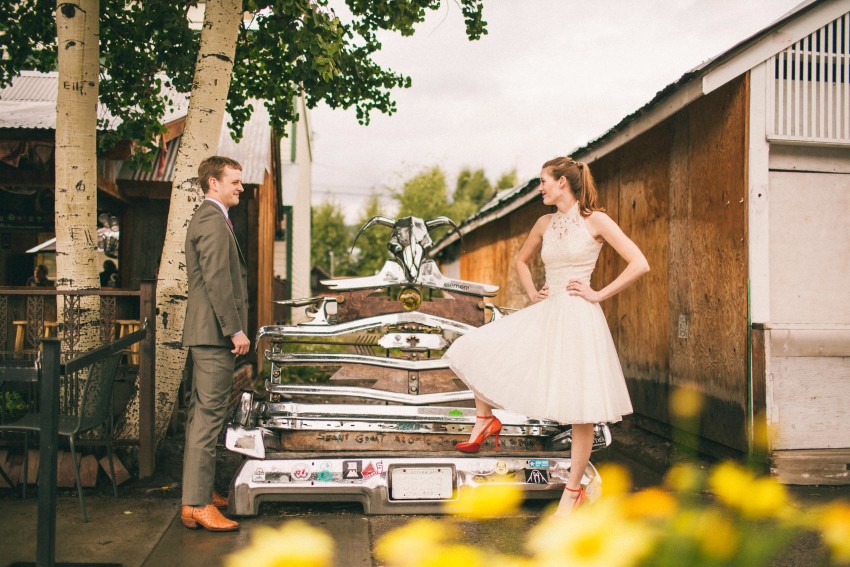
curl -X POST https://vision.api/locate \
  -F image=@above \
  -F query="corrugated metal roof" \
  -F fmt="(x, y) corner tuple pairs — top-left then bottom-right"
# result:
(0, 70), (57, 101)
(0, 101), (57, 129)
(1, 71), (272, 185)
(0, 71), (188, 130)
(216, 102), (271, 186)
(1, 71), (119, 129)
(117, 102), (271, 186)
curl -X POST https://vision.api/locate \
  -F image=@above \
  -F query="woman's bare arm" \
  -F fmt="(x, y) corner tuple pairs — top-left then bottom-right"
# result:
(515, 215), (552, 302)
(567, 212), (649, 303)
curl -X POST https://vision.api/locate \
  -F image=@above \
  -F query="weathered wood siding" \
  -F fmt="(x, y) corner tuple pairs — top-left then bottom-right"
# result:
(458, 76), (750, 453)
(256, 167), (277, 331)
(459, 202), (547, 308)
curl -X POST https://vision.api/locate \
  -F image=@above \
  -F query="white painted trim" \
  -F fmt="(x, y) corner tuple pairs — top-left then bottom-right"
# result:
(767, 136), (850, 147)
(764, 328), (777, 452)
(748, 62), (772, 325)
(299, 94), (313, 162)
(703, 0), (850, 94)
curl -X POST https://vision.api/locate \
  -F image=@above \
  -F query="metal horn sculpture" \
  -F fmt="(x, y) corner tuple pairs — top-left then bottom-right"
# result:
(351, 215), (463, 282)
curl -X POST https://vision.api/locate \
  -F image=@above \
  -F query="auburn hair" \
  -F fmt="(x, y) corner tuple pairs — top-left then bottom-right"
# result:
(542, 156), (605, 217)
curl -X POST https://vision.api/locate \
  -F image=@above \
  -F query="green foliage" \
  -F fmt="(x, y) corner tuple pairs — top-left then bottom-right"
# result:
(0, 0), (56, 75)
(394, 166), (451, 221)
(454, 168), (492, 205)
(352, 193), (391, 276)
(310, 200), (354, 277)
(495, 168), (518, 190)
(451, 167), (492, 221)
(3, 391), (30, 421)
(97, 1), (198, 167)
(278, 365), (333, 384)
(0, 0), (487, 168)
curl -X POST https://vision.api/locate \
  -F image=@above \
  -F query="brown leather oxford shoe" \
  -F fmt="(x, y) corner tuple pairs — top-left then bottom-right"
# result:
(212, 491), (228, 509)
(181, 505), (240, 532)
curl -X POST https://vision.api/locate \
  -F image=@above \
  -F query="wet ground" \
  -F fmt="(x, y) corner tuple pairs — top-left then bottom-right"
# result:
(1, 422), (847, 566)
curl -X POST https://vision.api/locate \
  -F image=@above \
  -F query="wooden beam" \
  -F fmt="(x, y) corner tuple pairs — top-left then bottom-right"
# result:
(162, 117), (186, 144)
(119, 181), (173, 200)
(97, 176), (121, 199)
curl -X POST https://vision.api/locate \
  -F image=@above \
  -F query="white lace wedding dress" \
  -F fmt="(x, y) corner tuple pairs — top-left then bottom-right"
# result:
(444, 202), (633, 424)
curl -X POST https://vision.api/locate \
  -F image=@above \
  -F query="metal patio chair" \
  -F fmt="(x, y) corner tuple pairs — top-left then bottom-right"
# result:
(0, 351), (123, 522)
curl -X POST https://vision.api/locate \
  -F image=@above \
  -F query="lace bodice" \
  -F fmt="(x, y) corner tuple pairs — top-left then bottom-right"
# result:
(540, 203), (603, 297)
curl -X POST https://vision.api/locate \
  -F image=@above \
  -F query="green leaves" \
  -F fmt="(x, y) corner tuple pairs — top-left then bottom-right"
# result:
(0, 0), (56, 83)
(310, 200), (354, 276)
(1, 0), (487, 169)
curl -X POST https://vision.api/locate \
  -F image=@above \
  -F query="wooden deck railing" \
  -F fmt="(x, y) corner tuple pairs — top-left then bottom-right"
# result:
(0, 281), (157, 478)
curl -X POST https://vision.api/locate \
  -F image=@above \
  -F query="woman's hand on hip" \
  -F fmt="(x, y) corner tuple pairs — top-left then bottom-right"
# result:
(531, 284), (549, 303)
(567, 279), (602, 303)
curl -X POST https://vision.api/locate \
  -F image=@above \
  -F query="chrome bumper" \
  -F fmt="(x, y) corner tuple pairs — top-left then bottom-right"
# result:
(228, 455), (600, 515)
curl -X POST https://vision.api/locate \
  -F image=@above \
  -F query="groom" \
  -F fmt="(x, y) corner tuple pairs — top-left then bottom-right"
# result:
(180, 155), (250, 532)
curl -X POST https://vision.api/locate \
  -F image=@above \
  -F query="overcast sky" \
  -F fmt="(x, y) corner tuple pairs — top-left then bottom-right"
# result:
(310, 0), (803, 222)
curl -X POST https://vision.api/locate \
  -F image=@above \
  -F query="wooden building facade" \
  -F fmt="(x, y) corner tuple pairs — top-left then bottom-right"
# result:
(1, 73), (314, 365)
(436, 0), (850, 483)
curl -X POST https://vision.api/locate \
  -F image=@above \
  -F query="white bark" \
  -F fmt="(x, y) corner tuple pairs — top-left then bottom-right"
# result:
(116, 0), (242, 443)
(54, 0), (101, 356)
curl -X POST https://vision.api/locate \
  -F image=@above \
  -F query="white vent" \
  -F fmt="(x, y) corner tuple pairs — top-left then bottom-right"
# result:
(767, 13), (850, 145)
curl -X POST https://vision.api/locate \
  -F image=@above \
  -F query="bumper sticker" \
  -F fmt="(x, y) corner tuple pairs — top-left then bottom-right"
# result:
(291, 462), (311, 481)
(362, 460), (384, 480)
(343, 460), (363, 479)
(524, 469), (550, 484)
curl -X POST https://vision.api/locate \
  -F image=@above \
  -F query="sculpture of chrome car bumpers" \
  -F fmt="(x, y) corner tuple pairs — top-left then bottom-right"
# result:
(225, 215), (612, 516)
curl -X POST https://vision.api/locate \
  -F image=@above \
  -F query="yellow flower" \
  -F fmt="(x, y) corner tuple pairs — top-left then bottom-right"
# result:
(818, 502), (850, 564)
(708, 461), (755, 510)
(374, 518), (449, 567)
(670, 386), (703, 419)
(751, 413), (773, 452)
(623, 488), (678, 521)
(739, 476), (790, 519)
(664, 462), (703, 494)
(528, 500), (655, 567)
(596, 463), (631, 498)
(692, 509), (740, 560)
(224, 521), (334, 567)
(444, 483), (523, 519)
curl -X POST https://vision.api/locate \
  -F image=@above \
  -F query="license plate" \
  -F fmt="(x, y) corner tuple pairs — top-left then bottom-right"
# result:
(389, 465), (454, 500)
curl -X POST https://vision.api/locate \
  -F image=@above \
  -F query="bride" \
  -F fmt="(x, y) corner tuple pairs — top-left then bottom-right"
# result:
(444, 156), (649, 515)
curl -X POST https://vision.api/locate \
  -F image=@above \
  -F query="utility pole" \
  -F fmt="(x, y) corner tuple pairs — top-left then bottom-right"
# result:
(328, 250), (335, 278)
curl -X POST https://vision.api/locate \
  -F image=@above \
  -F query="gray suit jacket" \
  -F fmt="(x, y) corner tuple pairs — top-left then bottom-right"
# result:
(182, 199), (249, 347)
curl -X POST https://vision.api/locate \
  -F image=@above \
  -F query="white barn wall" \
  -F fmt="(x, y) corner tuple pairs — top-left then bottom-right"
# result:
(762, 143), (850, 469)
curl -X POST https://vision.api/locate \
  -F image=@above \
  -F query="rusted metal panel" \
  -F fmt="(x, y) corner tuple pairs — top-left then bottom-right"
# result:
(280, 430), (548, 453)
(328, 366), (465, 395)
(331, 288), (485, 327)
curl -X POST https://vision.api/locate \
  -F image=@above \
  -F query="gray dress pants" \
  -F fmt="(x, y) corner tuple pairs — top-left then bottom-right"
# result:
(182, 345), (234, 506)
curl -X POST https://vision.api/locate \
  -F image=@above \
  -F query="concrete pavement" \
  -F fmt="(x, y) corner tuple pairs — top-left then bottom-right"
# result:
(1, 422), (847, 567)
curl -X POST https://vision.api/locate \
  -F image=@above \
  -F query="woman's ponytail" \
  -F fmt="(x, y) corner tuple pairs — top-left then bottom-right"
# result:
(542, 157), (605, 216)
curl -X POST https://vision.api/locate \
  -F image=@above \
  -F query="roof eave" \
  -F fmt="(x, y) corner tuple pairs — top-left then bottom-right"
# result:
(434, 0), (847, 253)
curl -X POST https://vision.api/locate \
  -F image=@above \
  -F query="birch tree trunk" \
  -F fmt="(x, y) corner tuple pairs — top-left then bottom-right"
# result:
(54, 0), (101, 357)
(116, 0), (242, 444)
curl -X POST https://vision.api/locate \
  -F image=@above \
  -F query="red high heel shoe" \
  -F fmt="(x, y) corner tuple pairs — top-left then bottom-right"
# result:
(455, 415), (502, 453)
(564, 485), (587, 510)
